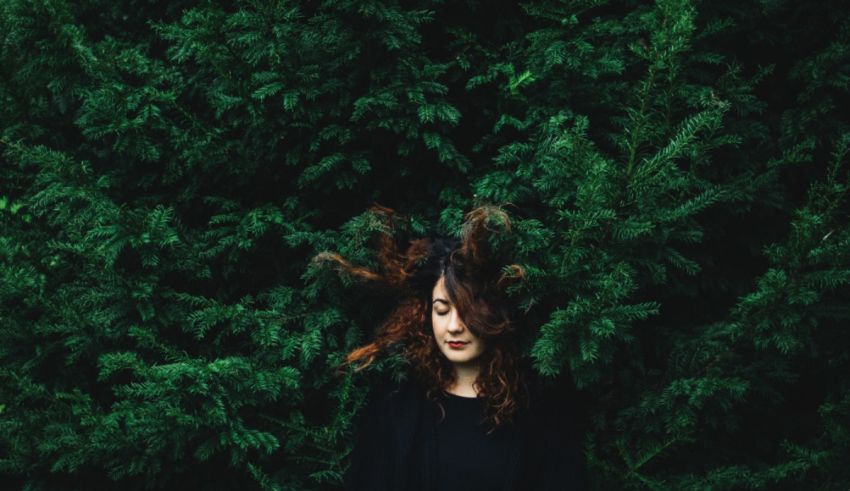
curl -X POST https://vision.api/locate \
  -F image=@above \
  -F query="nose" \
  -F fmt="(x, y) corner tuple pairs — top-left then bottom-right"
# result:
(447, 310), (466, 333)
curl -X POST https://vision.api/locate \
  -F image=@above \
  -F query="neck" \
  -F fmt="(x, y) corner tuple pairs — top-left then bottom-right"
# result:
(448, 361), (481, 397)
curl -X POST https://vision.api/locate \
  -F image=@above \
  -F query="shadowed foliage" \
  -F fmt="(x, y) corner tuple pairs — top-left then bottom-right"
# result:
(1, 0), (849, 489)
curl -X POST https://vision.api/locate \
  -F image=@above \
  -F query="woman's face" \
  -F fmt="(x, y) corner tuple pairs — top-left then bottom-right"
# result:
(431, 275), (485, 366)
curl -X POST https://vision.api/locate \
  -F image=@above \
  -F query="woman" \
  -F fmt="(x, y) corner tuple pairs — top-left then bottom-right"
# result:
(316, 204), (586, 491)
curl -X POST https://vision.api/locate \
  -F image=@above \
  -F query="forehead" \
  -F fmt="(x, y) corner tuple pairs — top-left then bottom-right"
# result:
(431, 275), (447, 298)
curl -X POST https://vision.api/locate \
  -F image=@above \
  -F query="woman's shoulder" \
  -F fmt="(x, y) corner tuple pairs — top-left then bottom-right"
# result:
(359, 372), (424, 417)
(520, 365), (583, 421)
(362, 367), (581, 424)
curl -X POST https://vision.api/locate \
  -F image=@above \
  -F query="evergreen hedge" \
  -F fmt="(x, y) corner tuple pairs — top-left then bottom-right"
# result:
(1, 0), (849, 489)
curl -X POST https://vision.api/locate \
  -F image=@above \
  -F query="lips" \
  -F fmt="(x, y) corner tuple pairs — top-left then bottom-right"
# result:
(447, 341), (468, 348)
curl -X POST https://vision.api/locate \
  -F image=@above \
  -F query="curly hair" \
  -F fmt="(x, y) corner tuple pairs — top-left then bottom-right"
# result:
(313, 204), (529, 435)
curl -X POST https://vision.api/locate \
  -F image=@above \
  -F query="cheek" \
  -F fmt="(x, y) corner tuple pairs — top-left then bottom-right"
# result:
(473, 340), (485, 354)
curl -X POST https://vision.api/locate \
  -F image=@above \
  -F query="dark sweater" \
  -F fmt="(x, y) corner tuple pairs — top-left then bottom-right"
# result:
(343, 374), (586, 491)
(434, 391), (515, 491)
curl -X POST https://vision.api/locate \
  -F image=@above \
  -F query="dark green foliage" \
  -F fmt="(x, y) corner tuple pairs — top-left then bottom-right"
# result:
(1, 0), (849, 489)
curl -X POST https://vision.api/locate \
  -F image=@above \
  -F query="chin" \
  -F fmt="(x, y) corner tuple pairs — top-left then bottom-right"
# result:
(444, 352), (476, 363)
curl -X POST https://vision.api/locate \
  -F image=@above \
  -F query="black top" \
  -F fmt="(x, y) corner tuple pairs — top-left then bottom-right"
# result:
(343, 374), (586, 491)
(434, 391), (516, 491)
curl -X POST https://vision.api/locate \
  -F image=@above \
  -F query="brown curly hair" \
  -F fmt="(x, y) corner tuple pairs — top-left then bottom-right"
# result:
(313, 203), (529, 435)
